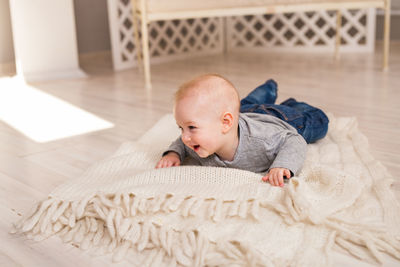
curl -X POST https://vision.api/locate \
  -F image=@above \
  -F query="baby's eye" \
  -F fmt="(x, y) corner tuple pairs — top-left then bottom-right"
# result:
(188, 126), (196, 130)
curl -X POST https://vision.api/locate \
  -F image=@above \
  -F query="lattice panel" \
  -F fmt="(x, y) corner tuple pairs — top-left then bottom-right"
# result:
(226, 8), (376, 52)
(107, 0), (223, 70)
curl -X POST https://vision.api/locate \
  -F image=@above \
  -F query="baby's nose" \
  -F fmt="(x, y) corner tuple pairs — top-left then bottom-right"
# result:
(182, 133), (191, 142)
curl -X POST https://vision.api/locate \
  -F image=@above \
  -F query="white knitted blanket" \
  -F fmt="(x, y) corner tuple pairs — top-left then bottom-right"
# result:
(13, 114), (400, 266)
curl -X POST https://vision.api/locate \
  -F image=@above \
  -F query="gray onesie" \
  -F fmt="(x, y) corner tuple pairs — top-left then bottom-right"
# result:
(163, 113), (307, 175)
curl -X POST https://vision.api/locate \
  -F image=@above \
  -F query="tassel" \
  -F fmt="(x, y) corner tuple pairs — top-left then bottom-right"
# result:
(74, 221), (87, 243)
(84, 217), (91, 233)
(113, 193), (122, 206)
(150, 223), (160, 247)
(62, 221), (82, 243)
(180, 231), (193, 258)
(53, 221), (63, 233)
(106, 209), (116, 239)
(335, 236), (370, 261)
(228, 200), (240, 217)
(169, 196), (185, 211)
(99, 194), (115, 208)
(142, 249), (159, 267)
(212, 200), (223, 222)
(58, 226), (70, 239)
(159, 225), (168, 254)
(138, 198), (148, 214)
(172, 243), (192, 266)
(114, 210), (123, 237)
(189, 198), (204, 216)
(68, 201), (78, 228)
(194, 231), (209, 267)
(162, 195), (175, 212)
(238, 201), (248, 218)
(166, 228), (174, 256)
(118, 218), (131, 238)
(217, 240), (242, 260)
(207, 200), (217, 219)
(89, 217), (98, 232)
(92, 221), (104, 246)
(125, 220), (141, 245)
(188, 231), (197, 253)
(150, 249), (165, 267)
(76, 194), (94, 218)
(364, 233), (384, 264)
(372, 235), (400, 258)
(40, 200), (60, 233)
(181, 197), (197, 217)
(137, 221), (150, 251)
(81, 231), (95, 250)
(58, 215), (69, 227)
(22, 198), (55, 232)
(130, 196), (140, 216)
(251, 199), (260, 221)
(92, 200), (107, 220)
(151, 194), (167, 213)
(121, 193), (131, 215)
(108, 237), (117, 253)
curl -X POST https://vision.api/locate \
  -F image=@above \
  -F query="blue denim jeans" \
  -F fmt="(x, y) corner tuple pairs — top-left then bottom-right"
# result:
(240, 79), (329, 143)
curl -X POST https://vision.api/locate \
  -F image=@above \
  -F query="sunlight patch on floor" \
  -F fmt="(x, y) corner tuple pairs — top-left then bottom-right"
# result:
(0, 77), (114, 143)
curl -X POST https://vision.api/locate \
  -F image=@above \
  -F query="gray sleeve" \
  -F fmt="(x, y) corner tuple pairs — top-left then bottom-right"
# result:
(162, 137), (187, 162)
(268, 131), (307, 175)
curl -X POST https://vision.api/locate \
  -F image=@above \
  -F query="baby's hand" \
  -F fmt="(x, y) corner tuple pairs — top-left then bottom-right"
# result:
(262, 168), (291, 187)
(155, 152), (181, 169)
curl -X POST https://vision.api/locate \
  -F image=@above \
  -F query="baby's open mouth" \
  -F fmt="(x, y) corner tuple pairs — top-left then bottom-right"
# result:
(193, 145), (200, 151)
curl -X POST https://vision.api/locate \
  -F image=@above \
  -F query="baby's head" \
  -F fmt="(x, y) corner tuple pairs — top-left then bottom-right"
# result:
(174, 74), (240, 159)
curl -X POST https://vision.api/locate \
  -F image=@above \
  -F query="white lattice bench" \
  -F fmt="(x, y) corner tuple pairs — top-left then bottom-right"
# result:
(131, 0), (392, 89)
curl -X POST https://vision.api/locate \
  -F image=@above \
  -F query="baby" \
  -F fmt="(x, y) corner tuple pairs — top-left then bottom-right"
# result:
(156, 74), (329, 187)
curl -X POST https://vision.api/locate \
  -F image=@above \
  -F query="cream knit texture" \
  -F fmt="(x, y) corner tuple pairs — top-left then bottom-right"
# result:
(13, 114), (400, 266)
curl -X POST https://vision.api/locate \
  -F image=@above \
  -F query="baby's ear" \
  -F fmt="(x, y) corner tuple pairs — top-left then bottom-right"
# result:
(221, 112), (234, 133)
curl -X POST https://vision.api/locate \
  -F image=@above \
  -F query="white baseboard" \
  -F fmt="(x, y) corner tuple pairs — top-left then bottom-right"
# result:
(22, 68), (87, 82)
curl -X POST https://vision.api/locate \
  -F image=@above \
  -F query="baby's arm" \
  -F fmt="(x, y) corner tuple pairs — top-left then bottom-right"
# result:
(155, 137), (186, 169)
(156, 151), (181, 168)
(262, 131), (307, 187)
(262, 168), (291, 187)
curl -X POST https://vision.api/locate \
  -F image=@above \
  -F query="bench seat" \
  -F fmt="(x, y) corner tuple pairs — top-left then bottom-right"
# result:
(145, 0), (384, 19)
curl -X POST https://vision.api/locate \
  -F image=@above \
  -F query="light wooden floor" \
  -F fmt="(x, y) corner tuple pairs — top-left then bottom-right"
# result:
(1, 42), (399, 266)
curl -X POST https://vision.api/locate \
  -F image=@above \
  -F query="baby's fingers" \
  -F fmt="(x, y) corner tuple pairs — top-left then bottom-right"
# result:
(283, 169), (291, 179)
(278, 175), (284, 187)
(156, 159), (170, 169)
(155, 160), (163, 169)
(273, 175), (281, 187)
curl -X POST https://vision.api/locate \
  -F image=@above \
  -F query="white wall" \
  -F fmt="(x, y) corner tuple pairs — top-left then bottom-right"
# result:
(73, 0), (111, 53)
(9, 0), (84, 81)
(0, 0), (14, 63)
(0, 0), (111, 65)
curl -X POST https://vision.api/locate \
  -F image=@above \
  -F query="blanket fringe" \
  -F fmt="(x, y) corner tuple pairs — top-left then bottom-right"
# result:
(12, 183), (400, 265)
(281, 179), (400, 264)
(13, 192), (265, 265)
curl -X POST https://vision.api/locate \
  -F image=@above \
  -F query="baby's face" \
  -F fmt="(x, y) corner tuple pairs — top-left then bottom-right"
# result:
(174, 96), (225, 158)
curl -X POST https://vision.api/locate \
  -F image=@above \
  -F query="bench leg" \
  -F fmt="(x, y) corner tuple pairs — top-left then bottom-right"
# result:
(383, 0), (391, 71)
(140, 18), (152, 89)
(335, 10), (341, 59)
